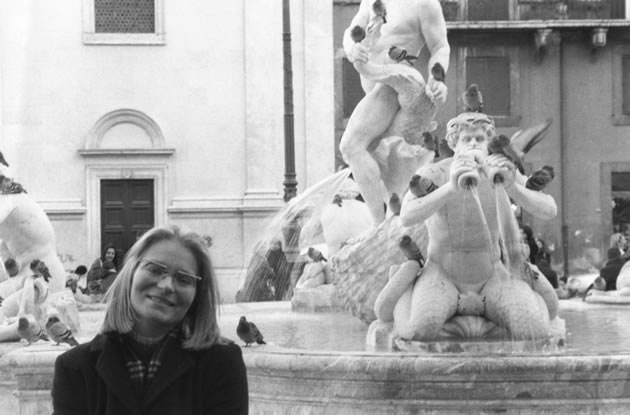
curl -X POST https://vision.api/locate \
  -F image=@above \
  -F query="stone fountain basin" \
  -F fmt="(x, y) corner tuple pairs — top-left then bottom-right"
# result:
(1, 301), (630, 414)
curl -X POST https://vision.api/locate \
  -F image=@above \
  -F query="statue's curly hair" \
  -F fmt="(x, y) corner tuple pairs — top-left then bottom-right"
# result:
(445, 112), (496, 149)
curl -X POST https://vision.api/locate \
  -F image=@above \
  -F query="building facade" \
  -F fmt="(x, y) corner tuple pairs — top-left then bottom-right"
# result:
(0, 0), (335, 301)
(1, 0), (630, 302)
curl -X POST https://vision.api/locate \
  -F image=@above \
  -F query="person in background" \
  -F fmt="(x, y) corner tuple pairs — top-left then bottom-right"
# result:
(87, 243), (119, 295)
(521, 225), (539, 265)
(599, 247), (628, 291)
(66, 265), (92, 303)
(609, 232), (626, 257)
(534, 238), (558, 288)
(52, 224), (248, 414)
(68, 265), (89, 293)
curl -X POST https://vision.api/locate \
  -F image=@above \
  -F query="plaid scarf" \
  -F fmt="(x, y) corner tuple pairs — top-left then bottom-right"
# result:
(120, 330), (179, 389)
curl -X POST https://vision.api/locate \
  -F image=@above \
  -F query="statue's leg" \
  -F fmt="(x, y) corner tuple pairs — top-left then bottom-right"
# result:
(339, 83), (400, 224)
(393, 262), (458, 341)
(483, 271), (551, 340)
(374, 260), (421, 322)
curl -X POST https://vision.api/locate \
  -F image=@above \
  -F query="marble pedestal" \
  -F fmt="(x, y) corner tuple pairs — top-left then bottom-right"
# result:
(1, 303), (630, 414)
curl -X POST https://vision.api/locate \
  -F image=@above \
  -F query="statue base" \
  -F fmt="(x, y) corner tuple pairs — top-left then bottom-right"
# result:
(291, 284), (346, 313)
(366, 317), (566, 353)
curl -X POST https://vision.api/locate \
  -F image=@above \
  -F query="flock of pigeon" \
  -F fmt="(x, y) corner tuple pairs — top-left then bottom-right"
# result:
(17, 314), (266, 348)
(17, 315), (78, 347)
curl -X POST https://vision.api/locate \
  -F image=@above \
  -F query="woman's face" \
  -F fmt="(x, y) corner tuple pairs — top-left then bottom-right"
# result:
(105, 247), (116, 262)
(130, 239), (198, 337)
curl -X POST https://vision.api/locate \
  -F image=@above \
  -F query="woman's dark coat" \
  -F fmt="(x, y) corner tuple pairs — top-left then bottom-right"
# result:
(52, 333), (248, 415)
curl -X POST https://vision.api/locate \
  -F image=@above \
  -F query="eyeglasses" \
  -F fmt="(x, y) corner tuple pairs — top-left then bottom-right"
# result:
(138, 258), (201, 289)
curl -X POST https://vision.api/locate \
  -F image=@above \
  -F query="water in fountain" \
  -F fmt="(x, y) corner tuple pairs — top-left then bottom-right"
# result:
(236, 167), (356, 302)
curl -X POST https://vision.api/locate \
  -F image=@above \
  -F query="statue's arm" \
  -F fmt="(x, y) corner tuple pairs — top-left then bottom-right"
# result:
(400, 183), (455, 226)
(342, 0), (371, 57)
(506, 182), (557, 220)
(418, 0), (450, 76)
(400, 163), (455, 226)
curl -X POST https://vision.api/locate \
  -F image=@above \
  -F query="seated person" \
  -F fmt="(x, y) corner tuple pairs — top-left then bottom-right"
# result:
(87, 244), (119, 295)
(581, 248), (627, 300)
(67, 265), (88, 293)
(87, 260), (117, 295)
(599, 247), (627, 291)
(65, 267), (92, 304)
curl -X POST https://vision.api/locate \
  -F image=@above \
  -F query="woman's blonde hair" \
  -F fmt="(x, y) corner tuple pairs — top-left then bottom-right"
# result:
(101, 224), (222, 349)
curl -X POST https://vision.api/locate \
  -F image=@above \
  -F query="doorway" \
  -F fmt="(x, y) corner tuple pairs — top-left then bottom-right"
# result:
(100, 179), (154, 257)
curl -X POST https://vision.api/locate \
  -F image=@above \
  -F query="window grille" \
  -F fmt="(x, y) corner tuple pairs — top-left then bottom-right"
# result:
(95, 0), (155, 33)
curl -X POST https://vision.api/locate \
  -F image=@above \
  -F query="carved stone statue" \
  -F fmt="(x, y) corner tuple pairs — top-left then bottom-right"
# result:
(340, 0), (450, 224)
(0, 165), (69, 342)
(373, 113), (559, 341)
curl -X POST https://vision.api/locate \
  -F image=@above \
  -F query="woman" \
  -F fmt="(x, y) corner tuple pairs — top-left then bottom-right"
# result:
(52, 225), (248, 415)
(87, 244), (119, 295)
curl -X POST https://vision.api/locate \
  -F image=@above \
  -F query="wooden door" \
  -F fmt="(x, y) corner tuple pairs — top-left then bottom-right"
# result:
(100, 179), (154, 257)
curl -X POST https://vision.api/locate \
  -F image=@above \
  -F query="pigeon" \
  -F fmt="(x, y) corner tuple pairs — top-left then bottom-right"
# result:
(488, 134), (510, 156)
(399, 235), (425, 266)
(0, 151), (8, 167)
(17, 316), (49, 345)
(45, 316), (79, 347)
(421, 131), (440, 158)
(389, 193), (401, 216)
(307, 247), (327, 262)
(526, 165), (555, 191)
(431, 62), (446, 83)
(388, 46), (417, 65)
(372, 0), (387, 23)
(490, 119), (553, 174)
(462, 83), (484, 113)
(237, 316), (266, 346)
(409, 174), (438, 198)
(0, 175), (27, 194)
(350, 25), (366, 43)
(37, 261), (52, 283)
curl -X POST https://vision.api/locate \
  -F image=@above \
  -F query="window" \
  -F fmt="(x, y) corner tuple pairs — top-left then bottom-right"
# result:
(83, 0), (165, 45)
(623, 55), (630, 116)
(612, 172), (630, 233)
(457, 45), (520, 126)
(612, 48), (630, 125)
(467, 0), (510, 21)
(466, 56), (511, 116)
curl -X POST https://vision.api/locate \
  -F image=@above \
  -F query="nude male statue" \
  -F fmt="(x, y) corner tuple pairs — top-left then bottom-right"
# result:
(374, 113), (558, 341)
(340, 0), (450, 224)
